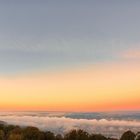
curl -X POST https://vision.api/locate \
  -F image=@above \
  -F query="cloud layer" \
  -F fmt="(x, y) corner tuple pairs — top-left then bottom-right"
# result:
(0, 115), (140, 138)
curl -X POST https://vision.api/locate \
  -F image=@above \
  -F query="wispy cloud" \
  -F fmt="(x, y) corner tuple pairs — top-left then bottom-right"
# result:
(119, 48), (140, 60)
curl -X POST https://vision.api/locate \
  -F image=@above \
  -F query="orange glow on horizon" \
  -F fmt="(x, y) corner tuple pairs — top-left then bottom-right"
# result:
(0, 62), (140, 112)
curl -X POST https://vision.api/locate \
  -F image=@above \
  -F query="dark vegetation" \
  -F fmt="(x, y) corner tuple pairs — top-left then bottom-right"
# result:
(0, 123), (139, 140)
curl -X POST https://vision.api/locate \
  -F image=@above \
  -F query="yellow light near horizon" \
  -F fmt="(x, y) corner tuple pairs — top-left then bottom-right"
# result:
(0, 62), (140, 111)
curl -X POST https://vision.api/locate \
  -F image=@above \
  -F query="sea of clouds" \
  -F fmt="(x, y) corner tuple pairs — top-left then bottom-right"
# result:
(0, 114), (140, 138)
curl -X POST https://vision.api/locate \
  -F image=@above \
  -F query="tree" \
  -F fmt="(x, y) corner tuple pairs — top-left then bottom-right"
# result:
(23, 126), (42, 140)
(76, 129), (89, 140)
(64, 129), (89, 140)
(8, 134), (23, 140)
(0, 124), (5, 131)
(120, 131), (135, 140)
(55, 134), (63, 140)
(89, 134), (108, 140)
(7, 126), (23, 140)
(64, 129), (77, 140)
(4, 125), (17, 135)
(135, 132), (140, 140)
(45, 131), (55, 140)
(0, 130), (4, 140)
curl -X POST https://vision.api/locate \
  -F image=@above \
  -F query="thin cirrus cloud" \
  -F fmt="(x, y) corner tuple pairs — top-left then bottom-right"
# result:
(119, 47), (140, 60)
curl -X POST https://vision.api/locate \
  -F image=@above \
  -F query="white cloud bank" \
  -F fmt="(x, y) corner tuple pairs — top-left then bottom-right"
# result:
(0, 115), (140, 138)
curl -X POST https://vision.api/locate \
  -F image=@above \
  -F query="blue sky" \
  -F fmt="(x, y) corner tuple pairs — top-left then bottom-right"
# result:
(0, 0), (140, 74)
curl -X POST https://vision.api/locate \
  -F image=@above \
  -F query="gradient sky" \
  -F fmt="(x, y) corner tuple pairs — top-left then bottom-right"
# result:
(0, 0), (140, 111)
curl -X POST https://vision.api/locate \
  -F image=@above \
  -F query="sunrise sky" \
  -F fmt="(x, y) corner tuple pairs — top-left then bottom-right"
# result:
(0, 0), (140, 112)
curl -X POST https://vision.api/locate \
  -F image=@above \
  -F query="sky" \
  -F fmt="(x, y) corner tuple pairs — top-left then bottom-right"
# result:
(0, 0), (140, 111)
